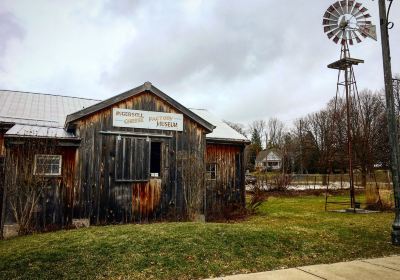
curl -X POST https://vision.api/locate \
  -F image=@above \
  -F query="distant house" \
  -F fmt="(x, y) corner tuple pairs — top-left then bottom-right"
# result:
(255, 149), (282, 171)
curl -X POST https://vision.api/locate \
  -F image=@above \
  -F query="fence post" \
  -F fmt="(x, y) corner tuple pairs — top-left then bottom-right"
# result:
(341, 173), (343, 189)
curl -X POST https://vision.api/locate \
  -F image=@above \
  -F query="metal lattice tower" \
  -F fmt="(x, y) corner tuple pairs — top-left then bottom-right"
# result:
(328, 42), (363, 208)
(323, 1), (377, 210)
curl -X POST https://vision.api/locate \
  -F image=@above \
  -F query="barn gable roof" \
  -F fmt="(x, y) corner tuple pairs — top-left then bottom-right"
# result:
(65, 82), (215, 132)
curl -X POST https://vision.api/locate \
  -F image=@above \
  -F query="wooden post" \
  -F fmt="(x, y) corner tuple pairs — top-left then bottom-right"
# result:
(378, 0), (400, 245)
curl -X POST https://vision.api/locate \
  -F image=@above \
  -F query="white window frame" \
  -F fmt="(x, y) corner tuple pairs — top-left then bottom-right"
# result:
(206, 162), (217, 181)
(34, 154), (62, 176)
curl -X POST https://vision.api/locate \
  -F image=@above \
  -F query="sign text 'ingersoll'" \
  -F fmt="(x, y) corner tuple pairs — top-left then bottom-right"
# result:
(112, 108), (183, 131)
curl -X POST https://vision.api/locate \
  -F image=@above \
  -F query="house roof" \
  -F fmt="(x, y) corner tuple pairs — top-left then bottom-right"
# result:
(0, 90), (99, 127)
(267, 150), (281, 161)
(5, 124), (76, 139)
(65, 82), (215, 133)
(190, 109), (249, 144)
(255, 149), (282, 162)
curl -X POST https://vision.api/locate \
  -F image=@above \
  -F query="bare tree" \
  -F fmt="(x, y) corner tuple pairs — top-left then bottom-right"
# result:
(5, 138), (59, 234)
(267, 118), (285, 148)
(224, 120), (247, 137)
(353, 90), (389, 186)
(248, 120), (267, 148)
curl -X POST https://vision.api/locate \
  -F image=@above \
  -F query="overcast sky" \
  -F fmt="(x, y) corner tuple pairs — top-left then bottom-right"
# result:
(0, 0), (399, 127)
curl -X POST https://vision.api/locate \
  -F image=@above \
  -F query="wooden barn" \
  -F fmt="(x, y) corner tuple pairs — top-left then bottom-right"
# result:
(0, 82), (249, 237)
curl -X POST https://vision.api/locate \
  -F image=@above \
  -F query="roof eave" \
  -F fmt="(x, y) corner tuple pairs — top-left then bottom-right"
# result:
(206, 137), (251, 145)
(4, 134), (80, 141)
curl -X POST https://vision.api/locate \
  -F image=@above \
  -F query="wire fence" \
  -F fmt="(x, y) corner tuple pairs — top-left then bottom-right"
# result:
(249, 171), (393, 191)
(247, 171), (395, 211)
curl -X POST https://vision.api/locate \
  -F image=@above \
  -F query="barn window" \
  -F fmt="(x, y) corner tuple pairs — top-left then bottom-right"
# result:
(206, 163), (217, 180)
(150, 142), (161, 177)
(34, 155), (62, 176)
(115, 137), (149, 181)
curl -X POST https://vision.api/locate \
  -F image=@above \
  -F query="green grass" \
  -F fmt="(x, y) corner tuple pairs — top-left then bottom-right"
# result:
(1, 195), (399, 279)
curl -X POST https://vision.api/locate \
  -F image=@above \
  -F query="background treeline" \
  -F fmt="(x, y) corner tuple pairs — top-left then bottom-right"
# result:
(226, 84), (400, 182)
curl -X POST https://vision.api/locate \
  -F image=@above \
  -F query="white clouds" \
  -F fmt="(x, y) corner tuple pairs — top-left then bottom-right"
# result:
(0, 1), (399, 126)
(0, 0), (135, 96)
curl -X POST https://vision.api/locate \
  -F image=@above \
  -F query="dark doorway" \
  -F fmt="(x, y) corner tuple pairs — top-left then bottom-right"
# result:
(150, 142), (161, 177)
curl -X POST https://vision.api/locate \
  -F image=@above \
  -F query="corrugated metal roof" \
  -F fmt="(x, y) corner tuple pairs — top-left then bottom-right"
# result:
(0, 89), (249, 142)
(5, 124), (76, 139)
(190, 109), (249, 142)
(0, 90), (99, 127)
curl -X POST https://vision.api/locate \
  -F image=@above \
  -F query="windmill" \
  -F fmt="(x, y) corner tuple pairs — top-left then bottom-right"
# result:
(323, 1), (377, 209)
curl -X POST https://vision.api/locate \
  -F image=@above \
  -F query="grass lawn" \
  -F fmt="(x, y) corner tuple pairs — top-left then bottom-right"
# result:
(1, 194), (399, 279)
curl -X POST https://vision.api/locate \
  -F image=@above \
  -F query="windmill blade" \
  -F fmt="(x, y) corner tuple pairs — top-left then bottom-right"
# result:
(328, 4), (342, 18)
(356, 14), (371, 21)
(324, 25), (338, 33)
(340, 0), (348, 14)
(359, 25), (377, 41)
(333, 36), (340, 44)
(324, 11), (339, 20)
(359, 7), (367, 13)
(356, 13), (371, 19)
(337, 30), (345, 40)
(323, 18), (339, 26)
(351, 2), (363, 17)
(358, 20), (372, 25)
(327, 27), (342, 39)
(348, 0), (356, 14)
(341, 38), (347, 45)
(333, 2), (345, 15)
(338, 1), (347, 14)
(353, 7), (368, 18)
(351, 30), (362, 43)
(354, 2), (361, 9)
(352, 8), (363, 18)
(332, 29), (344, 43)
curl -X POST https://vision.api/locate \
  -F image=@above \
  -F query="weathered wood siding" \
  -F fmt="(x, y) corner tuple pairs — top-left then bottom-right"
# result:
(0, 133), (5, 156)
(73, 91), (207, 224)
(2, 141), (76, 230)
(0, 133), (4, 222)
(205, 143), (245, 217)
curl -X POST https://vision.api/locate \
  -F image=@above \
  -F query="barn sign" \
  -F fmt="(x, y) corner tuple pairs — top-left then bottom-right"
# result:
(112, 108), (183, 131)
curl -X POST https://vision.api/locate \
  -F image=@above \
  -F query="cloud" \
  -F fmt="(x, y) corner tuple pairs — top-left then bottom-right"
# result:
(0, 11), (25, 69)
(0, 0), (399, 127)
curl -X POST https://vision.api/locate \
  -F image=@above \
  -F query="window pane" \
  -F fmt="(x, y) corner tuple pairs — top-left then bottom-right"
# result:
(35, 155), (61, 175)
(206, 163), (217, 180)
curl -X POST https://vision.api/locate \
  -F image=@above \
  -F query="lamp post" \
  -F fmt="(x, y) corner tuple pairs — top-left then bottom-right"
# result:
(378, 0), (400, 245)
